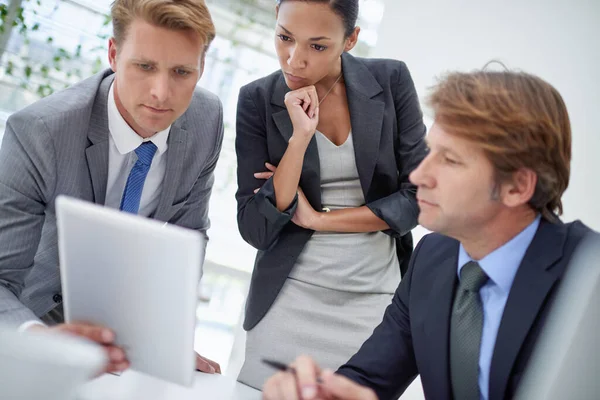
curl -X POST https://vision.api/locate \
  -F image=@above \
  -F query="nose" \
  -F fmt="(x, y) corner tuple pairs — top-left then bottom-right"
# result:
(409, 152), (435, 189)
(287, 45), (306, 70)
(150, 73), (170, 104)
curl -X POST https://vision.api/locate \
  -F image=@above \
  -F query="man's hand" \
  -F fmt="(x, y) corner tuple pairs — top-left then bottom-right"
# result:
(318, 370), (378, 400)
(195, 352), (221, 374)
(28, 322), (129, 374)
(262, 355), (377, 400)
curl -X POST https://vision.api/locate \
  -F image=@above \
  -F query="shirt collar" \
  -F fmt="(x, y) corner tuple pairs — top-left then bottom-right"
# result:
(107, 82), (170, 155)
(457, 215), (542, 293)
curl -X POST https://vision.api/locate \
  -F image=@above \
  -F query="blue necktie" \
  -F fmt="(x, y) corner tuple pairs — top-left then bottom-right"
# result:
(120, 141), (158, 214)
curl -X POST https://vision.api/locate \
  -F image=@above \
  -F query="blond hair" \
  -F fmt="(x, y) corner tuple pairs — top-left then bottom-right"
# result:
(111, 0), (216, 51)
(428, 70), (571, 220)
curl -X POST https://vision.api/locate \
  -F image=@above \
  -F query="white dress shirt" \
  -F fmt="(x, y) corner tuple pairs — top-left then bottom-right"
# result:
(104, 82), (170, 216)
(457, 215), (541, 400)
(19, 82), (171, 332)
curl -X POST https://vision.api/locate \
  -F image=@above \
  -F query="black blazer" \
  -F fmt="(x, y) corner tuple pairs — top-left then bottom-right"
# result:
(337, 219), (596, 400)
(235, 52), (428, 330)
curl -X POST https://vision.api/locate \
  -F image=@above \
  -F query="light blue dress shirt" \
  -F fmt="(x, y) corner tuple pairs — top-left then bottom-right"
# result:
(457, 215), (541, 400)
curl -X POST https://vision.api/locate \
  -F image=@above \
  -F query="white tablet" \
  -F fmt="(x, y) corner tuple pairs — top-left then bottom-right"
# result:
(56, 195), (204, 387)
(0, 326), (106, 400)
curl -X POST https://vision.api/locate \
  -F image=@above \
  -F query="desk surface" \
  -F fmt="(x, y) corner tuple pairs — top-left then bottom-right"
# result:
(78, 370), (261, 400)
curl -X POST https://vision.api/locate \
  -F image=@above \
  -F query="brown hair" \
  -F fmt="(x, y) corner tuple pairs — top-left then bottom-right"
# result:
(111, 0), (216, 51)
(428, 69), (571, 220)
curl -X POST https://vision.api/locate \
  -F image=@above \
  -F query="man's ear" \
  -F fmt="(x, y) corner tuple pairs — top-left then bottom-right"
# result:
(499, 168), (538, 208)
(108, 37), (118, 72)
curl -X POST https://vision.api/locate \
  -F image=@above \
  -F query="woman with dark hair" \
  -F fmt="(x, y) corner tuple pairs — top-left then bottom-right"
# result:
(235, 0), (428, 389)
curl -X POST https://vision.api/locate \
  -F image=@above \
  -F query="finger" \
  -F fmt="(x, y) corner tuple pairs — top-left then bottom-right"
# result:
(307, 88), (319, 118)
(254, 188), (259, 194)
(196, 354), (216, 374)
(254, 172), (274, 180)
(262, 374), (279, 400)
(106, 360), (130, 374)
(294, 355), (320, 400)
(59, 323), (114, 345)
(280, 371), (300, 400)
(263, 372), (288, 400)
(301, 92), (311, 112)
(311, 105), (320, 122)
(320, 370), (376, 400)
(201, 355), (221, 374)
(105, 345), (126, 364)
(265, 162), (277, 172)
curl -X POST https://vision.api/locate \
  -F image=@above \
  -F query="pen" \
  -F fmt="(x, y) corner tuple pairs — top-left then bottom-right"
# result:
(261, 358), (324, 384)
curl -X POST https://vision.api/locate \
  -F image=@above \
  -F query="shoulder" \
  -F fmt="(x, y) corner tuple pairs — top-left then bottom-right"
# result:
(344, 53), (413, 88)
(356, 56), (410, 78)
(413, 232), (459, 262)
(190, 85), (222, 113)
(6, 69), (112, 135)
(238, 69), (283, 102)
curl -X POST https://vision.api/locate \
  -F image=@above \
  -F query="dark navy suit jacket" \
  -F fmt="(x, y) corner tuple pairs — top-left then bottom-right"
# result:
(337, 219), (595, 400)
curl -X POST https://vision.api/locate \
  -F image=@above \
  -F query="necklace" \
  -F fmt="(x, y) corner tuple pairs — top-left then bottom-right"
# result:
(318, 72), (343, 105)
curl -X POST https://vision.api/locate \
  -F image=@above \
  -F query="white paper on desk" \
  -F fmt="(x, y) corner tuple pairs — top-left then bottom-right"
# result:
(56, 196), (204, 387)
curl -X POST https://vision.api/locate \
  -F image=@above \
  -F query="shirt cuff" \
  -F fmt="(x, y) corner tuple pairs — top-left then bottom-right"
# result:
(18, 320), (47, 333)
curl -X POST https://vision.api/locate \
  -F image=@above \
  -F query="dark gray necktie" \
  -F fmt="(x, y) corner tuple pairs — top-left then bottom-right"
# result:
(450, 261), (489, 400)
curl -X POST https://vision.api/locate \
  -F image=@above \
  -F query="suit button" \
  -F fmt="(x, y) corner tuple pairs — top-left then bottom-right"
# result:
(53, 293), (62, 303)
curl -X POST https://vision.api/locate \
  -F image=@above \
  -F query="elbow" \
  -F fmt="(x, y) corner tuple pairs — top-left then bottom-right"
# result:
(237, 215), (279, 251)
(240, 231), (278, 251)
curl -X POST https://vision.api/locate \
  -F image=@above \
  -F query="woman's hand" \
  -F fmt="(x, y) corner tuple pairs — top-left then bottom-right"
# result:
(291, 187), (320, 230)
(284, 86), (320, 142)
(253, 162), (278, 193)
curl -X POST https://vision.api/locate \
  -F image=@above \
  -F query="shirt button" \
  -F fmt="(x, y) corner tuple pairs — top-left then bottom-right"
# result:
(52, 293), (62, 303)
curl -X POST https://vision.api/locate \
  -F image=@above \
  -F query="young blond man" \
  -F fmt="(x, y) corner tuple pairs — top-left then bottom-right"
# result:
(0, 0), (223, 374)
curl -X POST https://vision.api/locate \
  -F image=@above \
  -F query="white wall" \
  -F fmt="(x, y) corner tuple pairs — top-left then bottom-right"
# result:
(375, 0), (600, 240)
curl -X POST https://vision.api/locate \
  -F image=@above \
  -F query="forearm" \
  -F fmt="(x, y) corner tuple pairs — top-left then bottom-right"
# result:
(273, 135), (311, 211)
(313, 205), (389, 233)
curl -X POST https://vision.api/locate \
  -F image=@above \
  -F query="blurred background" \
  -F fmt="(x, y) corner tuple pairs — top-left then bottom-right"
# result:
(0, 0), (597, 397)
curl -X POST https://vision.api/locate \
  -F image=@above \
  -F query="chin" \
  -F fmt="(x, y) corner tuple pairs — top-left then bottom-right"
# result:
(139, 117), (172, 134)
(418, 214), (441, 233)
(284, 79), (303, 91)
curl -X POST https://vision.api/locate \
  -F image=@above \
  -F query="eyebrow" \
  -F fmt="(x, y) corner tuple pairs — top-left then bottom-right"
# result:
(131, 58), (199, 71)
(425, 138), (463, 159)
(278, 24), (332, 41)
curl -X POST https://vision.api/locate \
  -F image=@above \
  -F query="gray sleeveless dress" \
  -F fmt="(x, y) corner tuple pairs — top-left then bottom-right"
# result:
(237, 131), (401, 389)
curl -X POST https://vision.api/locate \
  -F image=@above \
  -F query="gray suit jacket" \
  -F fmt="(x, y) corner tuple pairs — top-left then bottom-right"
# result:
(236, 53), (428, 330)
(0, 69), (224, 328)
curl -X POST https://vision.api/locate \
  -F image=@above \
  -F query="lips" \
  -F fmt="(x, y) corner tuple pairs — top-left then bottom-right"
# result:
(417, 197), (438, 207)
(285, 72), (305, 83)
(143, 105), (170, 113)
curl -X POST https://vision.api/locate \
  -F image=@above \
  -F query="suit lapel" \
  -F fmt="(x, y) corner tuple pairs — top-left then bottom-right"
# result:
(341, 53), (384, 197)
(422, 241), (460, 399)
(271, 75), (321, 210)
(269, 53), (385, 209)
(489, 220), (568, 400)
(153, 122), (188, 221)
(85, 74), (114, 205)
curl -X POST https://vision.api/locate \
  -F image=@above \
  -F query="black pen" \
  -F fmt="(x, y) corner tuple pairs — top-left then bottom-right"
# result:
(261, 358), (324, 384)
